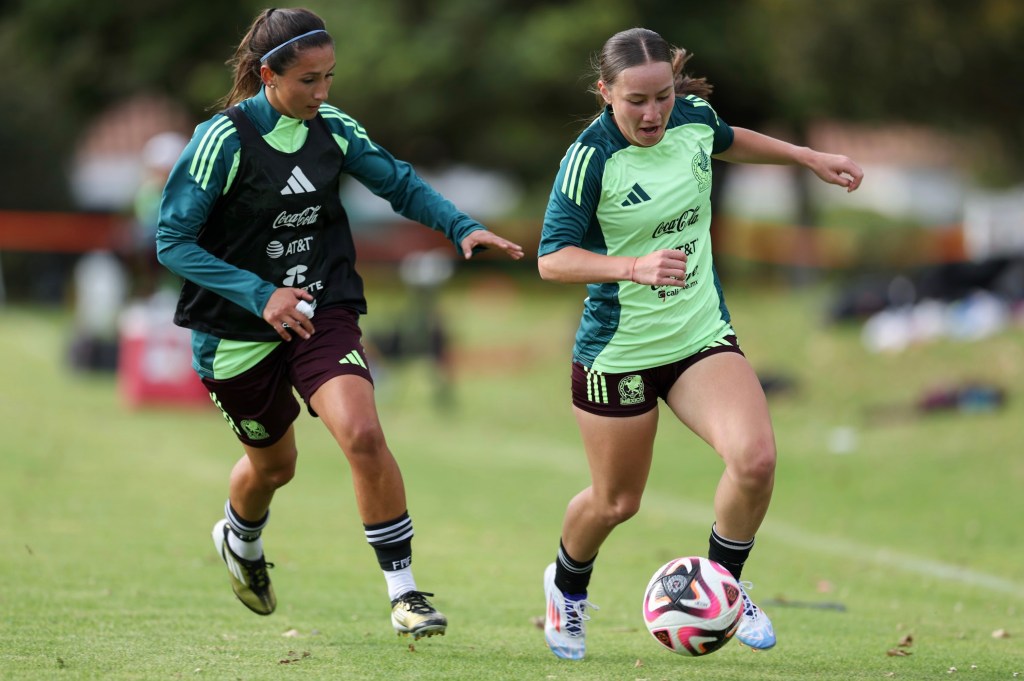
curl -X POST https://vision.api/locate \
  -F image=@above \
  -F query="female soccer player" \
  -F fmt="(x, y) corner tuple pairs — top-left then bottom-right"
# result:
(156, 7), (523, 640)
(538, 27), (862, 659)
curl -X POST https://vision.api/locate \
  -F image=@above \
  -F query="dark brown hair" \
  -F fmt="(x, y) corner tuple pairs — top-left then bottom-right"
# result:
(217, 7), (333, 109)
(590, 27), (712, 112)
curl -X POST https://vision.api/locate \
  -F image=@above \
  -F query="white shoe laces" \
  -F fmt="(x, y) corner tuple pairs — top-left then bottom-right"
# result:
(562, 596), (599, 637)
(739, 581), (760, 619)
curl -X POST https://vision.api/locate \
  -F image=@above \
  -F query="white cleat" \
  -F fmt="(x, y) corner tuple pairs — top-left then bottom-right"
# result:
(543, 562), (598, 660)
(736, 582), (776, 650)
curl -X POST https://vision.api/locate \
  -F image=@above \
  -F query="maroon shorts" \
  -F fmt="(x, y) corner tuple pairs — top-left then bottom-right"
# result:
(201, 306), (373, 448)
(571, 335), (744, 417)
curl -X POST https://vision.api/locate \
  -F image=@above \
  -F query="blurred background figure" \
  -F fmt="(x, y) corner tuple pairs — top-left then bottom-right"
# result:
(369, 249), (456, 409)
(67, 250), (128, 371)
(130, 131), (188, 297)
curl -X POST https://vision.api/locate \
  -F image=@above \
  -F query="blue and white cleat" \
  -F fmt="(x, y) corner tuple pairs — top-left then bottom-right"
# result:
(736, 582), (776, 649)
(543, 562), (598, 660)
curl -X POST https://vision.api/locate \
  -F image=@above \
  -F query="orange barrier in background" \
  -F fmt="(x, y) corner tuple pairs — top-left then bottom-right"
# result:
(0, 211), (970, 269)
(0, 211), (125, 252)
(714, 218), (967, 269)
(0, 210), (455, 262)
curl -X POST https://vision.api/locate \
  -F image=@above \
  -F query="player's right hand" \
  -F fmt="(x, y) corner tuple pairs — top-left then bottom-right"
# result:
(632, 249), (688, 286)
(262, 288), (315, 341)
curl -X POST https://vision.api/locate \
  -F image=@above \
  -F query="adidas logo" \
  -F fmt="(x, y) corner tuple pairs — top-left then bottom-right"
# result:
(338, 350), (368, 369)
(621, 183), (651, 207)
(280, 166), (316, 195)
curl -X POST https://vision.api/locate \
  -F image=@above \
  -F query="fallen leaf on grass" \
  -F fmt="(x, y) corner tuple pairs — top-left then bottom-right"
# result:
(282, 629), (301, 638)
(898, 634), (914, 647)
(530, 616), (544, 630)
(278, 651), (311, 665)
(634, 658), (643, 668)
(408, 643), (416, 653)
(886, 648), (912, 657)
(992, 629), (1010, 639)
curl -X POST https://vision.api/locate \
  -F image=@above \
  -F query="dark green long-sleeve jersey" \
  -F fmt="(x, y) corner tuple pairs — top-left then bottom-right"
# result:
(156, 88), (482, 379)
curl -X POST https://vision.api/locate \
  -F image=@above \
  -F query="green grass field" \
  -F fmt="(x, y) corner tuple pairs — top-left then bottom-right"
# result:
(2, 269), (1022, 680)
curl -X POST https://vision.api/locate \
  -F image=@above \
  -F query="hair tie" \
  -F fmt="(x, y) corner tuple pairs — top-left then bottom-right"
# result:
(260, 29), (328, 63)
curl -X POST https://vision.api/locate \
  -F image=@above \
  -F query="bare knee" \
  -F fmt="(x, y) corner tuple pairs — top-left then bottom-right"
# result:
(250, 451), (297, 490)
(337, 418), (389, 461)
(596, 493), (643, 527)
(724, 436), (776, 488)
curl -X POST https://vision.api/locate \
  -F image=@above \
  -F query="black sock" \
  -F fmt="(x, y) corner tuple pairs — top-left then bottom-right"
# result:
(708, 523), (754, 581)
(554, 540), (595, 595)
(364, 511), (414, 571)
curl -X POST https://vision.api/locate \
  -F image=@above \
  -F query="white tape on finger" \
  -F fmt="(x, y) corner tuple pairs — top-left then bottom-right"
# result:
(296, 300), (315, 319)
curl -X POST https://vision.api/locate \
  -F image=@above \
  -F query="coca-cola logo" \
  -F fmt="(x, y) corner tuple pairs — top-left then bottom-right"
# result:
(272, 205), (321, 230)
(652, 206), (700, 238)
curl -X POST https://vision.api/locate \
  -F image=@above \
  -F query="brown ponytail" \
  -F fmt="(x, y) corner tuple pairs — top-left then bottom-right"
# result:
(215, 7), (333, 110)
(671, 47), (713, 100)
(589, 28), (713, 115)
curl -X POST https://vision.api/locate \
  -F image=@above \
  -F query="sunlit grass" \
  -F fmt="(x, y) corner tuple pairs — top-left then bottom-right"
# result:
(1, 270), (1021, 680)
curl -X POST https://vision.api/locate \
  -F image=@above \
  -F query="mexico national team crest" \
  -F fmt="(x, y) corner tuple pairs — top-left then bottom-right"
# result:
(618, 375), (645, 405)
(691, 146), (711, 192)
(241, 419), (270, 441)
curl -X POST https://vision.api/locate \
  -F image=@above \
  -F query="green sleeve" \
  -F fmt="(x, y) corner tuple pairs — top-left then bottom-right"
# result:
(320, 106), (484, 250)
(155, 115), (276, 318)
(539, 141), (604, 257)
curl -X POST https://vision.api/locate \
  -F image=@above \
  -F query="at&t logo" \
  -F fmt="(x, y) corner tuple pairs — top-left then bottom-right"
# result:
(266, 236), (314, 259)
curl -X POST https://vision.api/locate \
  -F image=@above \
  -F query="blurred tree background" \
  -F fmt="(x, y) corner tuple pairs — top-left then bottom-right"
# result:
(0, 0), (1021, 211)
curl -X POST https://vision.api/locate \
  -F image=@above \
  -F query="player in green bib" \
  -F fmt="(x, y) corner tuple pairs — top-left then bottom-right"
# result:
(539, 27), (863, 660)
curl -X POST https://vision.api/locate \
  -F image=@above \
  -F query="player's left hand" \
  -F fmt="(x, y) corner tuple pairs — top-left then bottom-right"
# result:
(807, 152), (864, 192)
(460, 229), (525, 260)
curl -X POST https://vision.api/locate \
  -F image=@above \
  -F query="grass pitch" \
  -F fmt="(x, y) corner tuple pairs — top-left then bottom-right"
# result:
(1, 269), (1022, 680)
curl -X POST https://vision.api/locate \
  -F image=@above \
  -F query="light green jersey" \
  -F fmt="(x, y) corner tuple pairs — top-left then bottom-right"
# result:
(539, 96), (735, 372)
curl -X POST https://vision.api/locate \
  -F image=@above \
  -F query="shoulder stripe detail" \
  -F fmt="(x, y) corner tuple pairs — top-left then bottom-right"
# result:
(684, 94), (720, 125)
(320, 107), (376, 149)
(189, 117), (232, 177)
(189, 117), (236, 190)
(559, 144), (581, 195)
(559, 143), (596, 206)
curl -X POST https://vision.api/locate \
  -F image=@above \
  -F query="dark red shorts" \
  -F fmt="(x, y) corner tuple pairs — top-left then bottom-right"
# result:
(201, 306), (373, 447)
(571, 335), (744, 417)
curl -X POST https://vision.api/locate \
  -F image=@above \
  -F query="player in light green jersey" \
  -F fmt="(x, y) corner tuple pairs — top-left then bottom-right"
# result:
(538, 27), (863, 659)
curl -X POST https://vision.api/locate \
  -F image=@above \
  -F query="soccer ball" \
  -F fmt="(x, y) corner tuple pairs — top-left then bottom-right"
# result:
(642, 556), (743, 656)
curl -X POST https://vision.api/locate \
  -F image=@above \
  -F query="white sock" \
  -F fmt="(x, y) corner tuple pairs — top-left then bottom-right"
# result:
(227, 531), (264, 561)
(384, 567), (417, 601)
